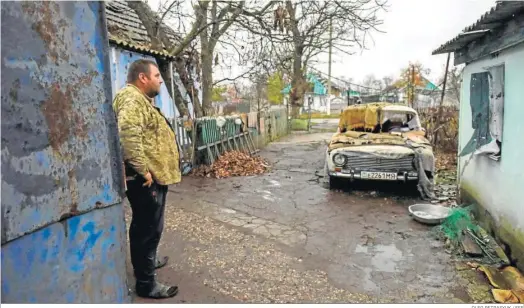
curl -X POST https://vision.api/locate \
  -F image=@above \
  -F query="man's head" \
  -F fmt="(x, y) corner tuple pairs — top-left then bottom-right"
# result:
(127, 59), (163, 98)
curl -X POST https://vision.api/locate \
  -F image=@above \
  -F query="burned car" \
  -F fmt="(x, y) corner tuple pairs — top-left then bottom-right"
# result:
(325, 103), (436, 199)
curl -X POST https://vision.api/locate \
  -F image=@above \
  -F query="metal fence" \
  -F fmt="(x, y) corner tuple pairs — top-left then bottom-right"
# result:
(172, 107), (289, 167)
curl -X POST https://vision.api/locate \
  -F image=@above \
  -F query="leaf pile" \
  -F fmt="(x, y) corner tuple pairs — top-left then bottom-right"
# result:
(435, 152), (457, 171)
(192, 151), (270, 179)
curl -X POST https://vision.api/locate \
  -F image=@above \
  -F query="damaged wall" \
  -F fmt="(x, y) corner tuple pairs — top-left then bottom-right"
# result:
(458, 43), (524, 269)
(1, 2), (129, 302)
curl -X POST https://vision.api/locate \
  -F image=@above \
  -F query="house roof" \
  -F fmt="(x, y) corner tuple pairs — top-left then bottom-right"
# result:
(105, 1), (182, 59)
(432, 1), (524, 55)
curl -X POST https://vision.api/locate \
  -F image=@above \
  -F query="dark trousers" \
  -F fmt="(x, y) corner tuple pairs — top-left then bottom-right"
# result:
(126, 176), (168, 286)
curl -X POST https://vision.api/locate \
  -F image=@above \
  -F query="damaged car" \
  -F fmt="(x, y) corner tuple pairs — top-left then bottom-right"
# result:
(325, 103), (436, 199)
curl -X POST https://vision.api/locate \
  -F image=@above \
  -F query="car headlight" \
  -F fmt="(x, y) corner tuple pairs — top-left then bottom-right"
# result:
(333, 153), (347, 166)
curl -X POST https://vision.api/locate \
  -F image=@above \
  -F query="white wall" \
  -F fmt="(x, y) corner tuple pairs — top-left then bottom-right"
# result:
(458, 44), (524, 235)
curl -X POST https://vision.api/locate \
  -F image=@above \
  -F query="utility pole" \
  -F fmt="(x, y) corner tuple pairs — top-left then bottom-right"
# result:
(433, 52), (451, 147)
(326, 18), (333, 115)
(410, 64), (415, 108)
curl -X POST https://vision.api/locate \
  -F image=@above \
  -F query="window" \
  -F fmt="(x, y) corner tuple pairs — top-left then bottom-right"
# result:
(460, 64), (504, 160)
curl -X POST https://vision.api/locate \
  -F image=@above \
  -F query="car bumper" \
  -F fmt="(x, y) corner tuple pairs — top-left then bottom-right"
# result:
(328, 170), (418, 182)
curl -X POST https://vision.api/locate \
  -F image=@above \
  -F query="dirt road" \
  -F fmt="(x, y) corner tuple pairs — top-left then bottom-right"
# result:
(128, 127), (490, 304)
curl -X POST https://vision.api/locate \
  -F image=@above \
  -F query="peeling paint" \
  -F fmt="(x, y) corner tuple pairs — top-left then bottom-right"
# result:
(1, 1), (128, 303)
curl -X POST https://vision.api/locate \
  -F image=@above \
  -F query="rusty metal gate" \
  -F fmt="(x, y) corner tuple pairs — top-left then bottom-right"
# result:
(1, 1), (129, 303)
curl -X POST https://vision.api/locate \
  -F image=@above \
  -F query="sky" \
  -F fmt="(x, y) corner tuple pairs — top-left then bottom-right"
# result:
(314, 0), (496, 84)
(147, 0), (497, 85)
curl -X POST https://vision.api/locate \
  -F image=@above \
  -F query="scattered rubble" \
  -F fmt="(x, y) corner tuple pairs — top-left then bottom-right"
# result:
(192, 151), (270, 179)
(434, 152), (458, 204)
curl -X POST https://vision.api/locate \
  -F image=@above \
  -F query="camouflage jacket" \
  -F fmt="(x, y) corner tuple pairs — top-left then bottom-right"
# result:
(113, 84), (181, 185)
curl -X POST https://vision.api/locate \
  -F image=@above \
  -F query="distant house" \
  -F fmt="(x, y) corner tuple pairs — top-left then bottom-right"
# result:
(382, 77), (442, 108)
(281, 71), (357, 113)
(281, 73), (328, 112)
(104, 1), (201, 119)
(432, 1), (524, 270)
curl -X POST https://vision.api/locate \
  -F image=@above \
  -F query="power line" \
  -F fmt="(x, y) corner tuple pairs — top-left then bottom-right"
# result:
(307, 67), (383, 92)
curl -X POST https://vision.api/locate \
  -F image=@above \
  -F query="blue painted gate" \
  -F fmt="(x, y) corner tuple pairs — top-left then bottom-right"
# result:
(1, 1), (129, 303)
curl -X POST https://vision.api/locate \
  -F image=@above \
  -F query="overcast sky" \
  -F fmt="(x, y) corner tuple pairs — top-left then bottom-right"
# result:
(148, 0), (497, 85)
(314, 0), (496, 84)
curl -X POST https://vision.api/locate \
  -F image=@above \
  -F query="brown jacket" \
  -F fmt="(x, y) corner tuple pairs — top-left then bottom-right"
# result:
(113, 84), (181, 185)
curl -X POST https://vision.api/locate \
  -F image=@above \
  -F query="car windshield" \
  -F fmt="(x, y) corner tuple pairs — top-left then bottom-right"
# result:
(381, 110), (422, 133)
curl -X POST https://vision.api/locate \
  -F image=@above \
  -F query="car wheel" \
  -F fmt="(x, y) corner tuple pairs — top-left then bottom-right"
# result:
(329, 176), (344, 189)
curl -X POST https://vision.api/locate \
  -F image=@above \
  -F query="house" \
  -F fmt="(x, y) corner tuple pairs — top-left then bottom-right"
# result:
(281, 72), (353, 113)
(282, 72), (328, 112)
(432, 0), (524, 270)
(382, 77), (442, 108)
(104, 1), (202, 119)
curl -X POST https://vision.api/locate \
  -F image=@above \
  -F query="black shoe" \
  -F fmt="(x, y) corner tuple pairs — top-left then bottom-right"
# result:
(136, 281), (178, 299)
(155, 256), (169, 269)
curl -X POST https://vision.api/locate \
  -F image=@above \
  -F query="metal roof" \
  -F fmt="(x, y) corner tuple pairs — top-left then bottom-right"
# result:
(105, 1), (181, 59)
(432, 1), (524, 55)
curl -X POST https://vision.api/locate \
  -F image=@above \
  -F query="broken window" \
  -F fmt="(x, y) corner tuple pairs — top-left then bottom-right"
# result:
(460, 65), (504, 160)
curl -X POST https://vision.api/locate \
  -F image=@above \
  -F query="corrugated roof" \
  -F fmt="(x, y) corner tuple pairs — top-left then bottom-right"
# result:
(105, 0), (182, 59)
(432, 1), (524, 55)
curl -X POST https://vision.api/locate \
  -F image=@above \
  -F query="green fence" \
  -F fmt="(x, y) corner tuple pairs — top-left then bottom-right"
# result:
(179, 108), (290, 166)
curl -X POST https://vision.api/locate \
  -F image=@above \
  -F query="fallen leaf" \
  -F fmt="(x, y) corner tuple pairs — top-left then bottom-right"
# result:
(192, 151), (270, 179)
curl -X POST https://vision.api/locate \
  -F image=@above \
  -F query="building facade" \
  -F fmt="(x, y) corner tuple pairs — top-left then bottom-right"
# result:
(432, 1), (524, 270)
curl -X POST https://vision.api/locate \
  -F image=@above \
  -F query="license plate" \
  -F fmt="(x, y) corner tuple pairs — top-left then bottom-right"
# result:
(361, 171), (397, 180)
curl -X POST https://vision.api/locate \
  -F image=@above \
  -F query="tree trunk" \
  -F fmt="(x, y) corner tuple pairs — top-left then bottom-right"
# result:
(290, 47), (305, 117)
(155, 58), (189, 117)
(173, 57), (203, 117)
(200, 44), (214, 116)
(127, 1), (163, 50)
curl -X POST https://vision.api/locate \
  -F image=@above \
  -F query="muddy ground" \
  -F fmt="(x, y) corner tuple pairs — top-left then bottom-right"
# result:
(128, 121), (491, 304)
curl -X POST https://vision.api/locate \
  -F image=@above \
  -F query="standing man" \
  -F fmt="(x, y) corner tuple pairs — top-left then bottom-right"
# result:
(113, 59), (180, 299)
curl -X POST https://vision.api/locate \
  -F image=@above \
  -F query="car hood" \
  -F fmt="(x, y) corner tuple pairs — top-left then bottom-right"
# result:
(328, 130), (431, 152)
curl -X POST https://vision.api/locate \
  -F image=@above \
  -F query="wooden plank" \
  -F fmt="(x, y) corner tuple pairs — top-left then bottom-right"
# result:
(461, 233), (484, 257)
(247, 130), (258, 153)
(454, 13), (524, 65)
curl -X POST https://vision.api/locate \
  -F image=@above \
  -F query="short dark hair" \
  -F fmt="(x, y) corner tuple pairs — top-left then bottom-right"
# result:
(127, 59), (158, 83)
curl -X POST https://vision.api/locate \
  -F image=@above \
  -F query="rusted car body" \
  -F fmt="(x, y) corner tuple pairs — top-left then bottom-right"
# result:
(325, 103), (435, 190)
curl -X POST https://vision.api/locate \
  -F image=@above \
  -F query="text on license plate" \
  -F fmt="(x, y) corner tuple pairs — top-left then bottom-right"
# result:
(361, 171), (397, 180)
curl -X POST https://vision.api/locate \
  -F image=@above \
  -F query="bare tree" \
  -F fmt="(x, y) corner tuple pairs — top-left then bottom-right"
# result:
(382, 76), (393, 89)
(128, 0), (207, 117)
(238, 0), (386, 115)
(443, 66), (462, 106)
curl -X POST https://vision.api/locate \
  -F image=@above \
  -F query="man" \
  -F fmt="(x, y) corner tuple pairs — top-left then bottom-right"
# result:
(113, 59), (180, 299)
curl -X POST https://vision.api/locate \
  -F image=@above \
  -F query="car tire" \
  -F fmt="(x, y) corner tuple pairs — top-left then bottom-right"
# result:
(329, 176), (344, 189)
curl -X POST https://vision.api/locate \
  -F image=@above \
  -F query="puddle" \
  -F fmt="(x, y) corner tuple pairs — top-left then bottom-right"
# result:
(362, 267), (379, 291)
(370, 244), (403, 273)
(267, 180), (281, 187)
(263, 195), (276, 202)
(354, 244), (369, 253)
(220, 208), (237, 214)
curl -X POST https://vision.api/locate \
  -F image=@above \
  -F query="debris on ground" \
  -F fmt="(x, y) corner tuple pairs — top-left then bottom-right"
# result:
(461, 231), (484, 257)
(432, 205), (520, 303)
(433, 206), (510, 266)
(479, 265), (524, 303)
(191, 151), (270, 179)
(434, 152), (458, 204)
(435, 152), (457, 171)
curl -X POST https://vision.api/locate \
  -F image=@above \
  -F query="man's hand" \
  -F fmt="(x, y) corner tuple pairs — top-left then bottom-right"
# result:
(143, 172), (153, 187)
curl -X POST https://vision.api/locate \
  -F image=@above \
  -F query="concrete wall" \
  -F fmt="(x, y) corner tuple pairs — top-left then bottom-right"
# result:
(458, 43), (524, 268)
(1, 2), (129, 302)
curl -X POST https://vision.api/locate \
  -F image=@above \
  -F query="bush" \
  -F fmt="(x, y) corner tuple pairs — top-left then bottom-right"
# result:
(297, 112), (340, 120)
(291, 119), (309, 131)
(417, 107), (459, 153)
